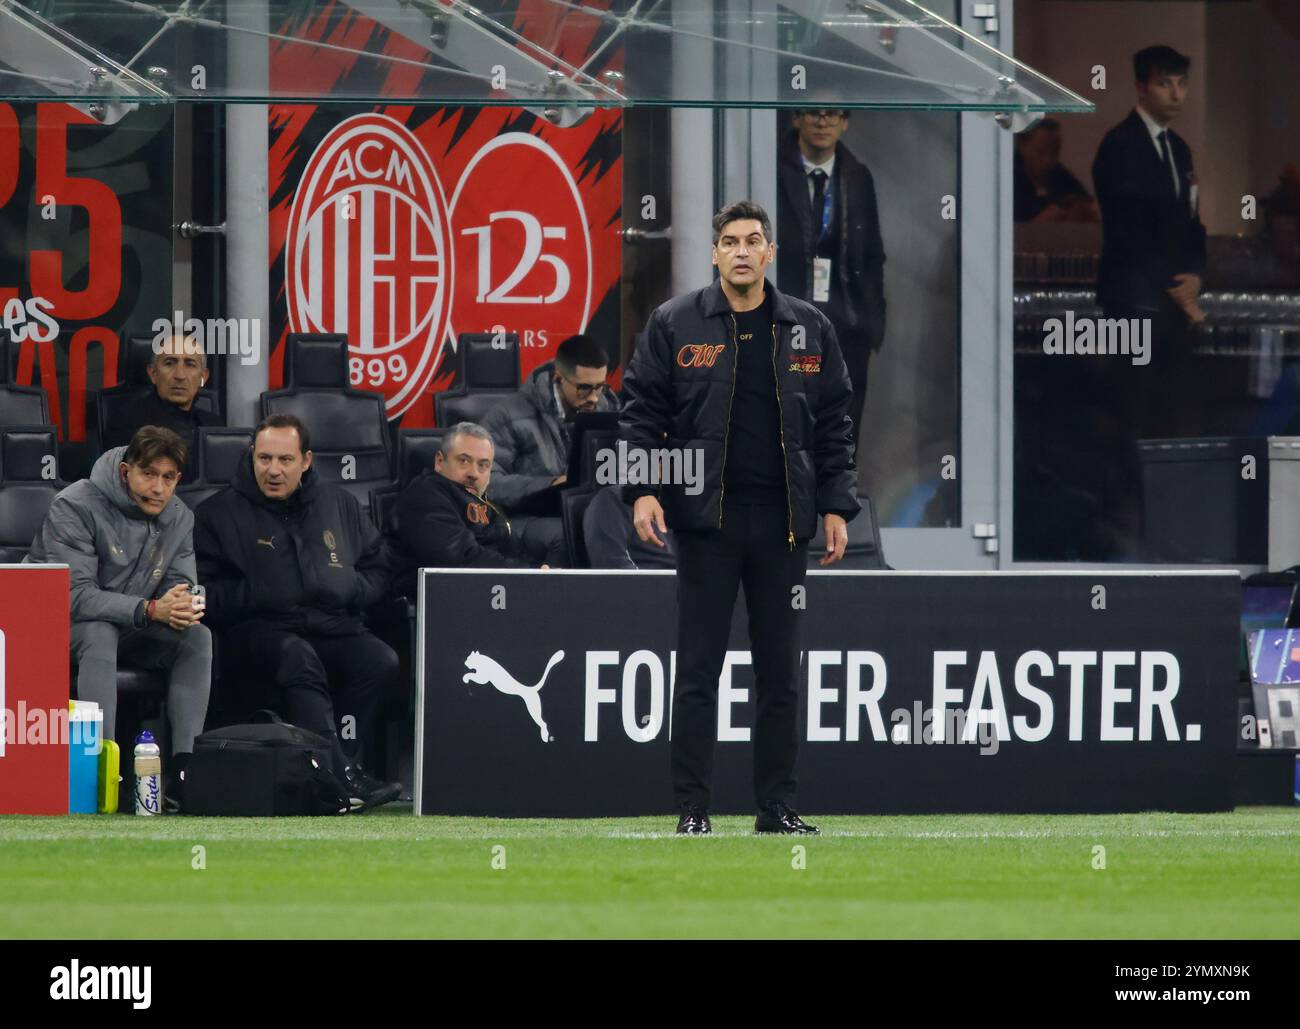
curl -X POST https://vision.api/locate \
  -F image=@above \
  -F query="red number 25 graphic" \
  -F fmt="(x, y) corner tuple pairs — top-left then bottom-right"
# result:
(0, 103), (122, 321)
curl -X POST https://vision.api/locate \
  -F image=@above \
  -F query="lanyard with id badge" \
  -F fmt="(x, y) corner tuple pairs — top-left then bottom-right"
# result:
(810, 168), (833, 303)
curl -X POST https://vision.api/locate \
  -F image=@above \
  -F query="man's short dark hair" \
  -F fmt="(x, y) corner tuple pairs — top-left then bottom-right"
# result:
(124, 425), (188, 472)
(1134, 45), (1190, 83)
(555, 334), (609, 376)
(712, 200), (773, 246)
(254, 413), (311, 455)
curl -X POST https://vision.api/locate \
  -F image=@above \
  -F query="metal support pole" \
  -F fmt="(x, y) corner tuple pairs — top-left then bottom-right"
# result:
(669, 4), (716, 295)
(223, 2), (270, 427)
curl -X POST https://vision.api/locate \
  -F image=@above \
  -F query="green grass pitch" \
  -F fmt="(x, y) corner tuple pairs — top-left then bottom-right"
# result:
(1, 808), (1297, 938)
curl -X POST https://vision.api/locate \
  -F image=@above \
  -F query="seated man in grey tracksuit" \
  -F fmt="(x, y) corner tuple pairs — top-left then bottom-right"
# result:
(26, 425), (211, 810)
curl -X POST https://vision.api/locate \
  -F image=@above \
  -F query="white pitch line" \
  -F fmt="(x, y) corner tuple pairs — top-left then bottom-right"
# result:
(2, 828), (1298, 843)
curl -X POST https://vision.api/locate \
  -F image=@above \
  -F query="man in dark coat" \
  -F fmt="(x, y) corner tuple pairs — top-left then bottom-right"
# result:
(396, 421), (536, 582)
(193, 413), (401, 811)
(103, 334), (222, 452)
(621, 200), (860, 837)
(1075, 45), (1210, 557)
(1093, 45), (1207, 336)
(777, 109), (886, 458)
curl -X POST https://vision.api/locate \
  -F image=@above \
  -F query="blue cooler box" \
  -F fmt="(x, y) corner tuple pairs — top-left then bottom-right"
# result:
(68, 702), (102, 814)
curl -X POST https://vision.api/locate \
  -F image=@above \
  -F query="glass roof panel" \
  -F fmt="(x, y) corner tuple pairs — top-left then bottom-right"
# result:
(0, 0), (1092, 113)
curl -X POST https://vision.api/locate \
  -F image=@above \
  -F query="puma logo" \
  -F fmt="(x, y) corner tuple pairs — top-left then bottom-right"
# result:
(256, 537), (275, 549)
(462, 650), (563, 743)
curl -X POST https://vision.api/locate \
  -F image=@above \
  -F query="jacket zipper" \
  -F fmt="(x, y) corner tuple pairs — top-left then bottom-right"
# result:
(770, 323), (796, 551)
(719, 313), (740, 529)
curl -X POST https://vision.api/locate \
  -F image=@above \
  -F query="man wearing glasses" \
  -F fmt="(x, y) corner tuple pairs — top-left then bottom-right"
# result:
(479, 333), (619, 565)
(777, 108), (887, 459)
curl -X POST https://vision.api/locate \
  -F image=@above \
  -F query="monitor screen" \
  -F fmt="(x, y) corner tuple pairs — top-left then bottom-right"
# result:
(1241, 584), (1296, 637)
(1247, 628), (1300, 684)
(1239, 585), (1295, 680)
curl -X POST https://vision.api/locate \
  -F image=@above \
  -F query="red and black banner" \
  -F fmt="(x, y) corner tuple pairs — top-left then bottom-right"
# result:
(267, 3), (624, 426)
(0, 103), (174, 464)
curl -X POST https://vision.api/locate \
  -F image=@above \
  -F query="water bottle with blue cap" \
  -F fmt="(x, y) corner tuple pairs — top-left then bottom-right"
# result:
(134, 731), (162, 816)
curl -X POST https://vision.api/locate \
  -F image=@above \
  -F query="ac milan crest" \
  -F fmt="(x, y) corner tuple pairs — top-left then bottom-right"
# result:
(285, 113), (453, 418)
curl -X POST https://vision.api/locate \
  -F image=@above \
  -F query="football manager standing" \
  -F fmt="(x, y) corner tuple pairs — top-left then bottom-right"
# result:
(620, 200), (859, 836)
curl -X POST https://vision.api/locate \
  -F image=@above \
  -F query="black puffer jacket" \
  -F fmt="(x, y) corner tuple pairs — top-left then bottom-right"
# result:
(397, 470), (530, 571)
(479, 360), (621, 511)
(620, 278), (859, 543)
(193, 456), (390, 634)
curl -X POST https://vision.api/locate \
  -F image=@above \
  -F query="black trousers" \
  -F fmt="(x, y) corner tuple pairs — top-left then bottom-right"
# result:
(671, 500), (809, 810)
(220, 622), (397, 764)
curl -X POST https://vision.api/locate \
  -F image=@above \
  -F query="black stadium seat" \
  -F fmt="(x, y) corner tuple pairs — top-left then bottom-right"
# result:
(456, 333), (522, 390)
(561, 487), (600, 568)
(0, 424), (63, 561)
(368, 429), (447, 533)
(176, 484), (219, 512)
(261, 335), (393, 511)
(121, 335), (163, 389)
(177, 427), (254, 510)
(0, 383), (48, 427)
(197, 427), (255, 484)
(433, 332), (520, 427)
(396, 429), (446, 488)
(283, 333), (349, 387)
(434, 391), (511, 426)
(0, 333), (50, 427)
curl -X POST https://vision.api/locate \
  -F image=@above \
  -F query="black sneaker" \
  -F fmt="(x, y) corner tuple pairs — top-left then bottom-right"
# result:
(755, 803), (820, 835)
(162, 772), (184, 814)
(676, 806), (712, 835)
(163, 754), (190, 814)
(344, 765), (403, 812)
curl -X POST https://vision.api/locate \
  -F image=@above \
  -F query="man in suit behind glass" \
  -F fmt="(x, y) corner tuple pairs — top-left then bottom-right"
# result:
(1092, 45), (1207, 436)
(777, 108), (886, 459)
(1064, 44), (1210, 559)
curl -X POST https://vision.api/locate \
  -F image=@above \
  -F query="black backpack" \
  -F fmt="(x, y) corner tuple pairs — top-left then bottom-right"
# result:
(186, 712), (352, 816)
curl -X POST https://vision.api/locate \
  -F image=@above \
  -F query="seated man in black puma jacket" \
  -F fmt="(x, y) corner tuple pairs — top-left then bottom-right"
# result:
(192, 413), (402, 811)
(395, 422), (538, 588)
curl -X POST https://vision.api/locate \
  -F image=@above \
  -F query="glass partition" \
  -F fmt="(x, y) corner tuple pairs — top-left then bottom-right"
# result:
(0, 1), (1091, 110)
(0, 0), (1095, 561)
(1012, 0), (1300, 566)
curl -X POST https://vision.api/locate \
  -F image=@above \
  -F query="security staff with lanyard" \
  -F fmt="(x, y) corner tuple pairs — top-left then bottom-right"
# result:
(620, 200), (860, 835)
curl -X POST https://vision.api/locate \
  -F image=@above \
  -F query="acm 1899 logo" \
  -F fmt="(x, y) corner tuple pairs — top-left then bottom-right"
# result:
(284, 113), (594, 419)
